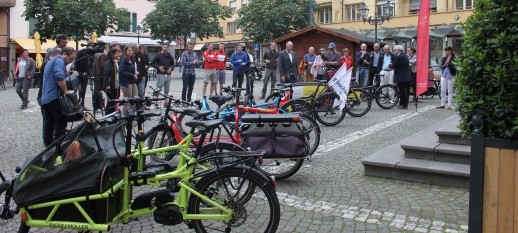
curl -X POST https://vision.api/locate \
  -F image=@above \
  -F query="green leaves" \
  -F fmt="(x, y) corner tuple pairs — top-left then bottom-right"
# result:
(143, 0), (231, 42)
(456, 0), (518, 139)
(236, 0), (317, 43)
(23, 0), (129, 41)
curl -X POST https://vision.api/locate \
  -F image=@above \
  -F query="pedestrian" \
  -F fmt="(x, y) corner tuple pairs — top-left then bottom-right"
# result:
(407, 47), (417, 103)
(15, 49), (36, 109)
(340, 48), (353, 70)
(323, 42), (341, 71)
(379, 45), (395, 102)
(44, 34), (68, 61)
(278, 41), (298, 83)
(214, 43), (228, 95)
(355, 43), (371, 87)
(103, 47), (122, 115)
(139, 45), (150, 91)
(230, 44), (248, 89)
(181, 43), (199, 102)
(260, 41), (279, 99)
(150, 43), (175, 97)
(369, 43), (383, 86)
(389, 45), (411, 109)
(437, 46), (456, 109)
(245, 45), (258, 95)
(311, 48), (327, 80)
(38, 48), (61, 145)
(41, 46), (77, 147)
(135, 45), (149, 99)
(119, 45), (139, 115)
(303, 47), (316, 82)
(202, 43), (217, 97)
(74, 43), (93, 109)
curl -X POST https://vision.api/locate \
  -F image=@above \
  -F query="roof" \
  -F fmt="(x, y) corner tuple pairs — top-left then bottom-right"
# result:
(429, 25), (464, 38)
(393, 25), (418, 40)
(193, 43), (206, 51)
(273, 25), (376, 44)
(12, 38), (86, 54)
(366, 27), (398, 40)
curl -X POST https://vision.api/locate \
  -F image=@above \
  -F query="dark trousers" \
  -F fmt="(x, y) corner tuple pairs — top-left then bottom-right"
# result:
(105, 88), (120, 115)
(281, 74), (296, 83)
(182, 72), (196, 101)
(78, 73), (89, 106)
(43, 99), (67, 147)
(410, 72), (417, 101)
(397, 82), (410, 108)
(232, 70), (244, 89)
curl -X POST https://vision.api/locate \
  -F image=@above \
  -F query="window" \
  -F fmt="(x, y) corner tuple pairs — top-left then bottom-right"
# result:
(345, 4), (362, 22)
(319, 7), (332, 24)
(131, 13), (137, 32)
(455, 0), (474, 10)
(230, 0), (236, 12)
(409, 0), (437, 15)
(227, 22), (236, 34)
(242, 0), (248, 7)
(28, 18), (37, 36)
(377, 2), (395, 18)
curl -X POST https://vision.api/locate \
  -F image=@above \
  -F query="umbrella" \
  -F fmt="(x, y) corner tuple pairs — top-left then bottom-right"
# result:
(33, 32), (44, 69)
(91, 32), (98, 43)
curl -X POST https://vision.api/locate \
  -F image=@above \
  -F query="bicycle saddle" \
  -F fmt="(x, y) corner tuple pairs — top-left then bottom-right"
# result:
(182, 109), (212, 119)
(209, 95), (234, 107)
(185, 119), (224, 132)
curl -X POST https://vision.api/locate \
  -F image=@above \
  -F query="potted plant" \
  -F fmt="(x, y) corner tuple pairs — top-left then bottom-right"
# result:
(458, 1), (518, 232)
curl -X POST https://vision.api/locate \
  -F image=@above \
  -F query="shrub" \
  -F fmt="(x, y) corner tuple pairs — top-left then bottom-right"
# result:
(456, 0), (518, 139)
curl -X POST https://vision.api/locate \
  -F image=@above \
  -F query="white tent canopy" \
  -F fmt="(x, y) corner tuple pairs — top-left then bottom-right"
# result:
(97, 35), (176, 46)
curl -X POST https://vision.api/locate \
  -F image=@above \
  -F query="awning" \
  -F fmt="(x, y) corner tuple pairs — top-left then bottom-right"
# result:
(366, 28), (397, 40)
(429, 25), (464, 38)
(393, 25), (418, 40)
(193, 43), (206, 51)
(97, 35), (174, 46)
(12, 39), (85, 53)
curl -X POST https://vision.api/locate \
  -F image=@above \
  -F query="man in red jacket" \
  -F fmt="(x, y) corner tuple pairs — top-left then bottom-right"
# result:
(202, 44), (217, 97)
(214, 43), (228, 95)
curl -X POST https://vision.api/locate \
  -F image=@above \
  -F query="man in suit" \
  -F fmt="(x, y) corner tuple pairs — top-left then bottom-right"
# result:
(389, 45), (411, 109)
(278, 41), (298, 83)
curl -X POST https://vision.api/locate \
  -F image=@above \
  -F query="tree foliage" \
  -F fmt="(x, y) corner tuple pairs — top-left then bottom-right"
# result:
(456, 0), (518, 139)
(23, 0), (130, 41)
(143, 0), (232, 42)
(236, 0), (317, 43)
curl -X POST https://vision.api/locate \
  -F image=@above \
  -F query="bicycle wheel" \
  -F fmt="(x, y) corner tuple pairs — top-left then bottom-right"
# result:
(144, 125), (176, 162)
(344, 90), (372, 117)
(314, 92), (347, 126)
(299, 113), (320, 156)
(376, 84), (399, 109)
(255, 158), (304, 181)
(280, 99), (315, 118)
(178, 113), (204, 137)
(188, 168), (280, 233)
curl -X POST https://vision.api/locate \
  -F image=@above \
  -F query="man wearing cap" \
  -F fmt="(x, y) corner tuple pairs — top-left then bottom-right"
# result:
(323, 42), (341, 70)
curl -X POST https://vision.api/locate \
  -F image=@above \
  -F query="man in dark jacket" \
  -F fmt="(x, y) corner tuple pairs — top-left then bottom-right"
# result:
(355, 43), (371, 87)
(278, 41), (298, 83)
(150, 43), (175, 96)
(389, 45), (411, 109)
(261, 41), (279, 99)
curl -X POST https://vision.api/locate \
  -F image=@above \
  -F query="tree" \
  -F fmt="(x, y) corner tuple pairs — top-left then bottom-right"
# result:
(236, 0), (317, 43)
(23, 0), (130, 43)
(456, 0), (518, 139)
(143, 0), (232, 43)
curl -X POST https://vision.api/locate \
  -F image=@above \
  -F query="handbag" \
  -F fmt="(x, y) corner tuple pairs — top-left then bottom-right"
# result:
(59, 91), (83, 116)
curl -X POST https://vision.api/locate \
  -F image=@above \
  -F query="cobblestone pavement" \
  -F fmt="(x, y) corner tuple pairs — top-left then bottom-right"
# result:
(0, 69), (467, 232)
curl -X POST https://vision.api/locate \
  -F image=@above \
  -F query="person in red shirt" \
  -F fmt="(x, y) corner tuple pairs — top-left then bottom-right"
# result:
(202, 44), (217, 96)
(213, 44), (228, 95)
(340, 47), (353, 70)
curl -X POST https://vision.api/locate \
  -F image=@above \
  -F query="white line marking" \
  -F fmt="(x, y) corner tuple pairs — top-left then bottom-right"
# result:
(312, 105), (436, 157)
(275, 192), (468, 233)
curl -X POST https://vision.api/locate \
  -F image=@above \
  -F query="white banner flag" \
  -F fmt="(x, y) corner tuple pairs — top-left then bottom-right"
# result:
(327, 64), (352, 111)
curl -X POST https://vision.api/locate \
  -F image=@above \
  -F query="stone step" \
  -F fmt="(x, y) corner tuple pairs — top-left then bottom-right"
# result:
(400, 137), (471, 164)
(435, 115), (470, 145)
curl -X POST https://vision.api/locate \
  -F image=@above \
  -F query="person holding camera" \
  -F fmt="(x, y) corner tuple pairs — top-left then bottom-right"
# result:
(119, 46), (139, 115)
(278, 41), (298, 83)
(150, 43), (175, 97)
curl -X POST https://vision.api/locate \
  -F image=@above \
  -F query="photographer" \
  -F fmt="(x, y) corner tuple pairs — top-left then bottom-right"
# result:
(74, 43), (93, 108)
(150, 43), (175, 97)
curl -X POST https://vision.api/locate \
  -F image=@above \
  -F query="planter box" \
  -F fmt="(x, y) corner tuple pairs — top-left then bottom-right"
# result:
(0, 0), (16, 7)
(469, 134), (518, 233)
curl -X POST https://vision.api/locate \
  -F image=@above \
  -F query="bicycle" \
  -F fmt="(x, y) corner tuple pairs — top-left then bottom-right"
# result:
(1, 98), (281, 233)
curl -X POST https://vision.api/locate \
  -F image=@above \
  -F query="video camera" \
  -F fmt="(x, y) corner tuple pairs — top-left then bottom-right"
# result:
(81, 41), (107, 54)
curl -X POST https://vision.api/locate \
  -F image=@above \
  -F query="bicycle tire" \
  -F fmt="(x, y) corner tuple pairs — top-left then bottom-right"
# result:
(18, 222), (30, 233)
(0, 185), (15, 228)
(280, 99), (315, 118)
(144, 125), (177, 162)
(314, 92), (347, 126)
(299, 113), (321, 156)
(178, 113), (204, 137)
(375, 84), (399, 109)
(345, 90), (372, 117)
(188, 167), (280, 233)
(255, 158), (304, 181)
(196, 142), (250, 170)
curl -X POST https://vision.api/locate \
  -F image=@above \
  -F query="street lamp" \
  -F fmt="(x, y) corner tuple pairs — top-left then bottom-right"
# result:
(136, 25), (142, 44)
(359, 0), (394, 43)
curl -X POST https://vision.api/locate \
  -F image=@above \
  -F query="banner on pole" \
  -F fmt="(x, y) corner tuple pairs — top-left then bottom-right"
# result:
(327, 64), (352, 111)
(416, 0), (431, 97)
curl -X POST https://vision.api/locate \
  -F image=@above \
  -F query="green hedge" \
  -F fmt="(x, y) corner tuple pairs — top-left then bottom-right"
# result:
(456, 0), (518, 139)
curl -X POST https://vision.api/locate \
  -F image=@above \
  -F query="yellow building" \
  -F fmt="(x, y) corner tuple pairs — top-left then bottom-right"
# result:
(201, 0), (474, 61)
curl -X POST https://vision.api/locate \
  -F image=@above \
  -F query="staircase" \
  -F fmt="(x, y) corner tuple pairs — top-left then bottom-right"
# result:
(361, 114), (471, 188)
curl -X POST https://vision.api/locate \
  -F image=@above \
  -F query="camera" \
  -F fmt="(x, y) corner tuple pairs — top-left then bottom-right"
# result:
(81, 41), (106, 54)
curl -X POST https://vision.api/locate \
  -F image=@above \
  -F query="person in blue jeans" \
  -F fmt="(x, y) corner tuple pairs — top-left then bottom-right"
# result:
(181, 43), (199, 101)
(230, 44), (248, 89)
(355, 43), (371, 87)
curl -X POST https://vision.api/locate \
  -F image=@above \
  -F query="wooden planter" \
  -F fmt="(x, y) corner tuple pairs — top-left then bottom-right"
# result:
(0, 0), (16, 8)
(469, 133), (518, 232)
